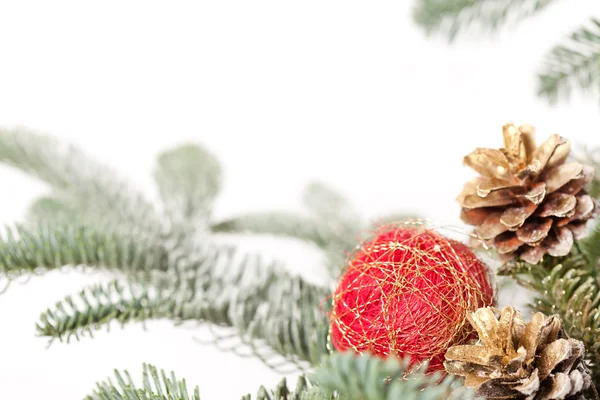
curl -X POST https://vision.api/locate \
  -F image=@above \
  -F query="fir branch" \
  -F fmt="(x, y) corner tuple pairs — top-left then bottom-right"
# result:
(154, 144), (221, 226)
(37, 280), (177, 341)
(88, 357), (471, 400)
(592, 178), (600, 199)
(213, 182), (363, 249)
(0, 224), (168, 278)
(537, 18), (600, 104)
(89, 365), (329, 400)
(86, 363), (200, 400)
(576, 146), (600, 199)
(580, 220), (600, 265)
(311, 352), (474, 400)
(301, 183), (362, 276)
(412, 0), (558, 41)
(212, 212), (330, 248)
(0, 128), (161, 231)
(302, 183), (361, 243)
(213, 182), (364, 279)
(37, 249), (331, 368)
(241, 376), (333, 400)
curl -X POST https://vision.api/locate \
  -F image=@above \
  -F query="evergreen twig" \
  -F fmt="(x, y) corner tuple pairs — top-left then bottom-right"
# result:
(537, 18), (600, 104)
(0, 129), (161, 231)
(85, 363), (201, 400)
(0, 224), (168, 278)
(212, 212), (330, 248)
(87, 354), (473, 400)
(154, 144), (221, 226)
(37, 248), (331, 370)
(412, 0), (558, 41)
(311, 352), (474, 400)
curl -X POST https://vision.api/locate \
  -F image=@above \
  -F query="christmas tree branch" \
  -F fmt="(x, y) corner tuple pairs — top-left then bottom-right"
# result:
(37, 280), (177, 341)
(212, 212), (331, 248)
(311, 352), (474, 400)
(240, 376), (331, 400)
(301, 183), (362, 248)
(576, 146), (600, 199)
(537, 18), (600, 104)
(0, 224), (168, 279)
(37, 249), (331, 369)
(412, 0), (558, 41)
(85, 363), (201, 400)
(87, 354), (473, 400)
(89, 364), (330, 400)
(213, 182), (363, 250)
(214, 182), (364, 280)
(154, 144), (221, 227)
(0, 128), (161, 231)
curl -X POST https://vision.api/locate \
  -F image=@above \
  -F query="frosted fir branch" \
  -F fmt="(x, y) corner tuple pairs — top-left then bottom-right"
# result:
(302, 182), (362, 247)
(212, 212), (331, 248)
(413, 0), (558, 41)
(154, 143), (222, 227)
(537, 18), (600, 104)
(87, 356), (472, 400)
(88, 364), (329, 400)
(37, 249), (331, 370)
(0, 223), (168, 278)
(312, 352), (474, 400)
(85, 364), (201, 400)
(0, 128), (162, 231)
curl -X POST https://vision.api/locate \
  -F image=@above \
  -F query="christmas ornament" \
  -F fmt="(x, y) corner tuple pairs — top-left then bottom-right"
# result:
(458, 123), (598, 264)
(445, 306), (593, 399)
(329, 225), (494, 371)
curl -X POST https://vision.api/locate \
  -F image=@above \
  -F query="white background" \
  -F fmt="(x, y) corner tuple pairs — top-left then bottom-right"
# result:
(1, 1), (600, 399)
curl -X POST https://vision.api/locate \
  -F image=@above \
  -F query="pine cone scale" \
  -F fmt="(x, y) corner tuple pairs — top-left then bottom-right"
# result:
(476, 212), (509, 240)
(542, 373), (572, 399)
(495, 233), (523, 254)
(463, 189), (517, 208)
(530, 133), (566, 172)
(515, 219), (553, 244)
(572, 195), (595, 220)
(545, 227), (573, 257)
(543, 163), (584, 193)
(464, 149), (514, 181)
(565, 221), (588, 240)
(520, 244), (546, 264)
(517, 182), (547, 205)
(502, 123), (528, 164)
(538, 339), (572, 379)
(445, 345), (504, 367)
(500, 202), (537, 229)
(536, 193), (576, 218)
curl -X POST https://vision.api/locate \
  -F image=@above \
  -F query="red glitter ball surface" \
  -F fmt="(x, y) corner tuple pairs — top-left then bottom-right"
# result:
(329, 226), (494, 371)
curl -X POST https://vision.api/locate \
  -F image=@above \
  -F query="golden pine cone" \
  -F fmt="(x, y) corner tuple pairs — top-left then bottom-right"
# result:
(458, 124), (598, 264)
(444, 306), (593, 399)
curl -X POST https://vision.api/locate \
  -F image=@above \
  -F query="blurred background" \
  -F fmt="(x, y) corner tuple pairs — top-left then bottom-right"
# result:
(1, 1), (600, 398)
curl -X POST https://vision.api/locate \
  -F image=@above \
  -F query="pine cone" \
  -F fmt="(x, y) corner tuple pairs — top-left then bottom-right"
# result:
(444, 306), (593, 399)
(458, 124), (598, 264)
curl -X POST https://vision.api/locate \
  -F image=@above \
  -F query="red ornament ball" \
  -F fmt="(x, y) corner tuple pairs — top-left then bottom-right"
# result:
(329, 225), (494, 371)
